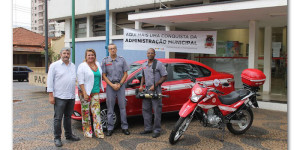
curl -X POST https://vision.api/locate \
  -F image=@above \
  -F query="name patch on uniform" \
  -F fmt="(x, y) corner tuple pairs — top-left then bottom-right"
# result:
(106, 62), (113, 66)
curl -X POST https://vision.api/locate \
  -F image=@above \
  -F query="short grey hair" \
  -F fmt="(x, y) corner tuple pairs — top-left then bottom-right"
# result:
(60, 47), (71, 54)
(108, 43), (117, 47)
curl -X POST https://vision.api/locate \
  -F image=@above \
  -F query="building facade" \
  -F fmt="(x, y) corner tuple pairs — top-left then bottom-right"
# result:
(31, 0), (64, 37)
(48, 0), (287, 97)
(13, 27), (50, 67)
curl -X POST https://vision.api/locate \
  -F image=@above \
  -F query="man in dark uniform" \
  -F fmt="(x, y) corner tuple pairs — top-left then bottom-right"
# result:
(101, 43), (130, 136)
(139, 48), (168, 138)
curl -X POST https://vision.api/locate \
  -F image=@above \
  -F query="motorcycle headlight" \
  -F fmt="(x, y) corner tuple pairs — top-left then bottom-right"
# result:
(190, 90), (202, 103)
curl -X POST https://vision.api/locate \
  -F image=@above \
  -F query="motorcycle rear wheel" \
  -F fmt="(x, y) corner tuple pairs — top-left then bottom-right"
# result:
(169, 115), (193, 145)
(227, 108), (253, 135)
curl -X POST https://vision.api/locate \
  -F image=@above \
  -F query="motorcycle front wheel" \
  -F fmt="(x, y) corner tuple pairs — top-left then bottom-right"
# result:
(169, 115), (193, 145)
(227, 108), (253, 135)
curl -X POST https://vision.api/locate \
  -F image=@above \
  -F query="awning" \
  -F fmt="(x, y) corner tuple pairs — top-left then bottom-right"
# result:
(128, 0), (287, 30)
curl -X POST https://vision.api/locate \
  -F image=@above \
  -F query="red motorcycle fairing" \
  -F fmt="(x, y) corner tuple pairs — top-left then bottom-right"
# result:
(179, 100), (198, 118)
(197, 92), (248, 116)
(218, 98), (247, 116)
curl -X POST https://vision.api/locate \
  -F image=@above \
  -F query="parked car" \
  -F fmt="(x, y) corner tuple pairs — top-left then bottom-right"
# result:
(13, 66), (33, 82)
(72, 58), (235, 129)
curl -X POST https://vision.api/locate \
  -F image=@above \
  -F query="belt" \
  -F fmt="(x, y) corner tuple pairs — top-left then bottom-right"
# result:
(111, 80), (120, 84)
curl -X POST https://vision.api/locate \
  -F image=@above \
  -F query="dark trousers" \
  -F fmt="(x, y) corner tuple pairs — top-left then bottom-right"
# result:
(54, 97), (75, 139)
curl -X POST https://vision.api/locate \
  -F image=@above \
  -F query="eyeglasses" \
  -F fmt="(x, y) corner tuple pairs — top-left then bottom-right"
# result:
(108, 48), (117, 50)
(147, 52), (155, 54)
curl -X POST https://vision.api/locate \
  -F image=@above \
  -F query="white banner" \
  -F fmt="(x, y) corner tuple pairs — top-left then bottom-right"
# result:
(123, 28), (217, 54)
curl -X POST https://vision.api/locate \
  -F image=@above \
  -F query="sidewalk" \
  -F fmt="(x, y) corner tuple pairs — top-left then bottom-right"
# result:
(257, 93), (287, 112)
(13, 82), (287, 150)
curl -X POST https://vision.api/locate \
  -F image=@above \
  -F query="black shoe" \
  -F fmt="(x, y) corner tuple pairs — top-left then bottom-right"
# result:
(122, 129), (130, 135)
(54, 138), (62, 147)
(152, 132), (160, 138)
(140, 130), (152, 134)
(106, 130), (113, 136)
(66, 134), (80, 141)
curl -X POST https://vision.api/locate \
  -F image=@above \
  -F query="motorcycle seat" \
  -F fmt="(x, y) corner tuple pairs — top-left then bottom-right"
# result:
(218, 89), (250, 105)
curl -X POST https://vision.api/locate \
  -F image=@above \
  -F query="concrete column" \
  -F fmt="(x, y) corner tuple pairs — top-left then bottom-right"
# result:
(87, 15), (93, 37)
(65, 18), (71, 40)
(248, 20), (259, 68)
(165, 25), (175, 59)
(263, 26), (272, 94)
(109, 12), (116, 43)
(135, 9), (142, 29)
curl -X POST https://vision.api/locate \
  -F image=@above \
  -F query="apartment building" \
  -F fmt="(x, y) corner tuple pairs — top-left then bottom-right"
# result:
(31, 0), (64, 37)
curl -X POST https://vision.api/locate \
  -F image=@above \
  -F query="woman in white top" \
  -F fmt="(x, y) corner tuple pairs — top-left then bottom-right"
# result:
(77, 48), (104, 138)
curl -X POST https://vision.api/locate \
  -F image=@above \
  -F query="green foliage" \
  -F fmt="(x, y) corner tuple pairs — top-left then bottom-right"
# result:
(41, 47), (60, 64)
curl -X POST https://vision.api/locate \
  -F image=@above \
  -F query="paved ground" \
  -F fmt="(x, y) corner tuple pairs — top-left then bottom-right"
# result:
(13, 82), (287, 150)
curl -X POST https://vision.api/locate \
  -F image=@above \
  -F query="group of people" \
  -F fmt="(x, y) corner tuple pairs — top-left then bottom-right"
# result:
(47, 43), (168, 147)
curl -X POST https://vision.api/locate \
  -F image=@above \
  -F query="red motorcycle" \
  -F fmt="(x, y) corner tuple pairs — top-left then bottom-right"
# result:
(169, 68), (266, 144)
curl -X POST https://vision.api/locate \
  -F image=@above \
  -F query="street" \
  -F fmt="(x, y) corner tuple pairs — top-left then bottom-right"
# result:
(13, 82), (287, 150)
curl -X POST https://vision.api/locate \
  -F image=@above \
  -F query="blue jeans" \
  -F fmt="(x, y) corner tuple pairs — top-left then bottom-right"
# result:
(54, 97), (75, 139)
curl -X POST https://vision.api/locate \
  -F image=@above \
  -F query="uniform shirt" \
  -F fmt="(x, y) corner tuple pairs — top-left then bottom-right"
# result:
(101, 55), (129, 82)
(142, 60), (168, 94)
(77, 61), (104, 96)
(47, 59), (76, 99)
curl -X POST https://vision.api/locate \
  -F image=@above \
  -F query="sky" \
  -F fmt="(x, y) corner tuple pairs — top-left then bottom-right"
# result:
(13, 0), (31, 30)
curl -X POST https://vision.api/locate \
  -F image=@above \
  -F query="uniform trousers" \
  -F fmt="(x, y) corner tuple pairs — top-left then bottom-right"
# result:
(106, 84), (128, 130)
(142, 98), (162, 133)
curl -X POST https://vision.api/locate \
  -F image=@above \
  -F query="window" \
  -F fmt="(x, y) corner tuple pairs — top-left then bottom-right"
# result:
(170, 63), (201, 81)
(116, 11), (135, 35)
(19, 67), (27, 71)
(193, 65), (211, 77)
(126, 70), (143, 88)
(75, 18), (87, 38)
(38, 12), (43, 17)
(93, 15), (105, 36)
(127, 63), (142, 75)
(13, 67), (18, 71)
(142, 23), (165, 30)
(13, 54), (27, 64)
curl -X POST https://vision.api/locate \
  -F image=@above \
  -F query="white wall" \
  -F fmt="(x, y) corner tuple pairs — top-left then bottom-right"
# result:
(48, 0), (175, 20)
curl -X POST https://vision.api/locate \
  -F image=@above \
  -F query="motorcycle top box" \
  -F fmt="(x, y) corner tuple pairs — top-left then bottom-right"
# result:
(241, 68), (266, 87)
